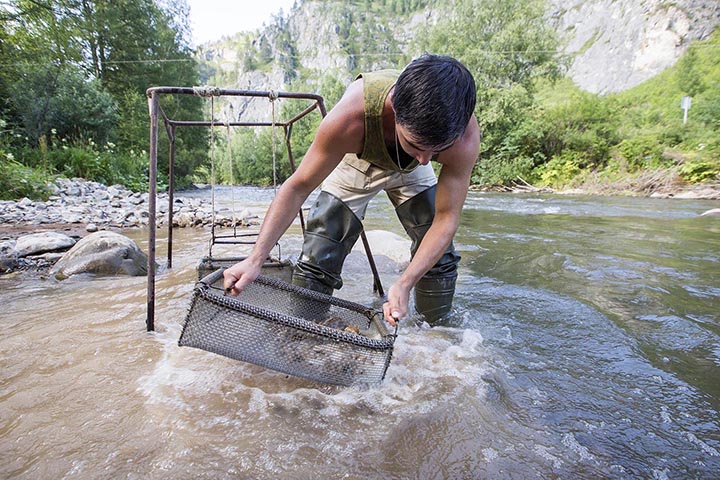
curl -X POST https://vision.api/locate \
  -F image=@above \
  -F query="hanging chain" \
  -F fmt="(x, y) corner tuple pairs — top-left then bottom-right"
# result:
(226, 118), (237, 231)
(270, 90), (278, 193)
(210, 96), (216, 239)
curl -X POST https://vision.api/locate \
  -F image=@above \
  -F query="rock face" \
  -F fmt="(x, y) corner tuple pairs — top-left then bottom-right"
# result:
(197, 2), (437, 122)
(50, 231), (150, 280)
(548, 0), (720, 93)
(198, 0), (720, 100)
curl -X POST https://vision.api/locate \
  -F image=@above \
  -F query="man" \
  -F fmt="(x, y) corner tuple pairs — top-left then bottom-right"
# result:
(224, 53), (480, 326)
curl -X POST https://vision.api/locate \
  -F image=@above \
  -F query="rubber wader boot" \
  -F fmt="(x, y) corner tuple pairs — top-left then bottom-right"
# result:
(395, 185), (461, 324)
(291, 191), (364, 318)
(414, 274), (458, 323)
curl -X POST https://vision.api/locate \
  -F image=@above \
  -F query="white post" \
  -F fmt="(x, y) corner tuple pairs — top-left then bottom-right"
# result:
(681, 96), (692, 125)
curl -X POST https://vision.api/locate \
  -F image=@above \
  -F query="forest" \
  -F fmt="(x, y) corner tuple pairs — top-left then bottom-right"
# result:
(1, 0), (718, 200)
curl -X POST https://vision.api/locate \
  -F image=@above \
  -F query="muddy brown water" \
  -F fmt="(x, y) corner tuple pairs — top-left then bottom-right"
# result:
(1, 187), (719, 479)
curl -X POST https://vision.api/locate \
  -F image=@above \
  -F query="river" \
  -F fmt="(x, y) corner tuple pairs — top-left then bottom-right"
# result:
(1, 187), (718, 479)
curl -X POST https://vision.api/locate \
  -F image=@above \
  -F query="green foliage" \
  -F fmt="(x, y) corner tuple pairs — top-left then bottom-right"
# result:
(15, 136), (151, 192)
(501, 28), (720, 189)
(1, 119), (52, 200)
(420, 0), (564, 185)
(615, 136), (667, 171)
(679, 159), (720, 183)
(485, 80), (623, 185)
(0, 156), (52, 201)
(3, 0), (717, 198)
(7, 64), (118, 145)
(676, 47), (705, 97)
(0, 0), (204, 198)
(534, 151), (583, 188)
(282, 74), (348, 162)
(211, 127), (291, 186)
(474, 155), (536, 186)
(240, 128), (292, 186)
(426, 2), (719, 189)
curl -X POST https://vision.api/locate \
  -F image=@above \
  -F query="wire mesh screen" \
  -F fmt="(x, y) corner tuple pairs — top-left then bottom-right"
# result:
(179, 269), (395, 387)
(197, 256), (293, 282)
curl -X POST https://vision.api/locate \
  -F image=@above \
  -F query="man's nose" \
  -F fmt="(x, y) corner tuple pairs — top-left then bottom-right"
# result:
(416, 151), (433, 165)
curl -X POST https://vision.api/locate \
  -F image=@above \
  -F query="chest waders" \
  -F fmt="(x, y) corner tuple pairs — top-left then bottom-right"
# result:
(293, 191), (364, 297)
(395, 184), (460, 323)
(292, 185), (460, 324)
(291, 69), (460, 324)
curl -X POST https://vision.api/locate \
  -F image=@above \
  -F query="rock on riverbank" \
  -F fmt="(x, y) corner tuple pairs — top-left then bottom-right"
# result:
(0, 178), (258, 275)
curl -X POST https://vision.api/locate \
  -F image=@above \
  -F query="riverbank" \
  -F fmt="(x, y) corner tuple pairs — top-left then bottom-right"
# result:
(473, 174), (720, 200)
(3, 176), (719, 240)
(0, 178), (259, 238)
(0, 178), (259, 275)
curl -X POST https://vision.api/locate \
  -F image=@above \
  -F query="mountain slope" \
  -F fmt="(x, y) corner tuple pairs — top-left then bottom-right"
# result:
(549, 0), (720, 93)
(194, 0), (720, 127)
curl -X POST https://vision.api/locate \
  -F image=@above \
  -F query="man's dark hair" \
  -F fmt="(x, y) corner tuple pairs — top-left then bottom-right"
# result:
(392, 53), (476, 149)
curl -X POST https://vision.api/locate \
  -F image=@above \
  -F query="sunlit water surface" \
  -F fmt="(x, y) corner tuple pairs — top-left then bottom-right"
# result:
(1, 187), (718, 479)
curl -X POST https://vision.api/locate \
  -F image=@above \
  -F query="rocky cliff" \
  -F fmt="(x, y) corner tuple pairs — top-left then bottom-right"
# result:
(197, 0), (720, 104)
(548, 0), (720, 93)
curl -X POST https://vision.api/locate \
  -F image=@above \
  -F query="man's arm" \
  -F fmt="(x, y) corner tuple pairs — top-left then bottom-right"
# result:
(223, 81), (365, 294)
(383, 117), (480, 324)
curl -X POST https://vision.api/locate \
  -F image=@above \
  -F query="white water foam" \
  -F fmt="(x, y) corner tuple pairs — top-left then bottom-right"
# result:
(138, 320), (491, 418)
(561, 433), (597, 463)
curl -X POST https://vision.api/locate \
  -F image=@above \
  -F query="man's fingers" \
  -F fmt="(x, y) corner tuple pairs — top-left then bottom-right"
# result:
(223, 276), (237, 292)
(383, 302), (400, 326)
(226, 274), (255, 296)
(223, 273), (245, 296)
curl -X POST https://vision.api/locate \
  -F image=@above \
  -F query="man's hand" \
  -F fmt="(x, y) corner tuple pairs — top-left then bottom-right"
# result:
(383, 282), (411, 327)
(223, 258), (261, 296)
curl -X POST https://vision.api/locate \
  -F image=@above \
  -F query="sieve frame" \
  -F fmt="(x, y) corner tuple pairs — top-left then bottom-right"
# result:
(179, 269), (396, 386)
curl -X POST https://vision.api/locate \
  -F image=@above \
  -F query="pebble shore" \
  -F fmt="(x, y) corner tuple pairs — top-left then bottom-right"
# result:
(0, 178), (260, 274)
(0, 177), (256, 236)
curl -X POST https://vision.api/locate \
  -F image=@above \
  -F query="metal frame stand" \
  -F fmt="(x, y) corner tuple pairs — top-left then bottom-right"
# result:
(145, 86), (383, 331)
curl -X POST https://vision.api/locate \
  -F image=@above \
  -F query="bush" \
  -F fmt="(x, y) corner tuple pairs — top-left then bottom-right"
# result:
(232, 128), (292, 186)
(21, 137), (152, 192)
(615, 135), (667, 171)
(679, 159), (720, 183)
(472, 154), (535, 186)
(0, 154), (52, 200)
(8, 65), (117, 146)
(535, 151), (583, 188)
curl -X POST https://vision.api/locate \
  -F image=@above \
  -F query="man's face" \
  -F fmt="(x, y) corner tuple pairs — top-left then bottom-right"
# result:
(395, 123), (456, 165)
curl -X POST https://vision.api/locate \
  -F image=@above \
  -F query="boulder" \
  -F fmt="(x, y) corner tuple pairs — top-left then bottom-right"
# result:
(0, 239), (18, 273)
(50, 231), (150, 280)
(700, 208), (720, 217)
(14, 232), (77, 257)
(0, 256), (18, 273)
(0, 239), (16, 255)
(351, 229), (412, 268)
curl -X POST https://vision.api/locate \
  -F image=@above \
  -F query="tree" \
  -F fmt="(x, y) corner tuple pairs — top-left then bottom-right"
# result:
(677, 46), (705, 98)
(1, 0), (205, 187)
(8, 64), (118, 145)
(419, 0), (564, 184)
(1, 0), (85, 145)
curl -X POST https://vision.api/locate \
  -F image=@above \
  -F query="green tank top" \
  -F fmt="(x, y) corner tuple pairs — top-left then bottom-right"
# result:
(354, 70), (419, 173)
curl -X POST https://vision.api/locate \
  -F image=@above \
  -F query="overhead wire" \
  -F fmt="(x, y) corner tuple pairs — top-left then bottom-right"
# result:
(0, 49), (581, 68)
